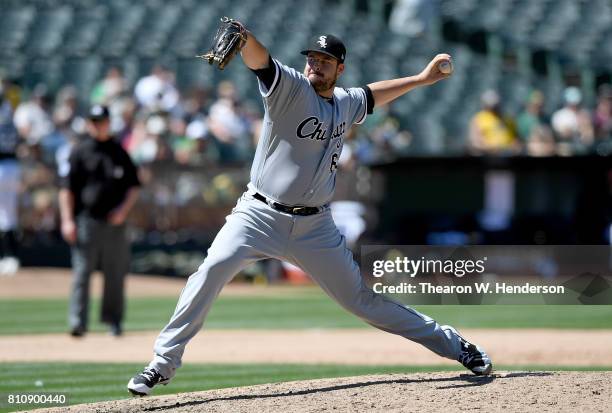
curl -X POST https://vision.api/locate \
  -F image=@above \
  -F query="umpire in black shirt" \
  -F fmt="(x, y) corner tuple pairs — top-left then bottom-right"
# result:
(59, 105), (140, 337)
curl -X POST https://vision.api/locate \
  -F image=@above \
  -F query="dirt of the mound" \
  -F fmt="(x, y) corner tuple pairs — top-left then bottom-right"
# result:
(3, 329), (612, 366)
(35, 371), (612, 413)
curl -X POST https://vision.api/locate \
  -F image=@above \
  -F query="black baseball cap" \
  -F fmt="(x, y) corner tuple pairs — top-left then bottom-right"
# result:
(88, 104), (110, 121)
(301, 34), (346, 63)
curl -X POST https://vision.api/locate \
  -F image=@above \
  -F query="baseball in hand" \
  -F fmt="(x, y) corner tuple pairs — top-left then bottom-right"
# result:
(438, 60), (453, 74)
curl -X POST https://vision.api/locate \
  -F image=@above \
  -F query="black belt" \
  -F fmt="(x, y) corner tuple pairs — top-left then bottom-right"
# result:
(253, 192), (322, 216)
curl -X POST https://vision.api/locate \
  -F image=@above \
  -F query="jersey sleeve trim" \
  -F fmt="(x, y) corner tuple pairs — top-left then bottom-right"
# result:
(258, 59), (281, 98)
(250, 55), (276, 90)
(364, 85), (375, 114)
(355, 87), (369, 125)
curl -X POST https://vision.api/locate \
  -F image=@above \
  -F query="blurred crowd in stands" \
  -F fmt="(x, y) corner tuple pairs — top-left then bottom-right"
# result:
(469, 85), (612, 156)
(4, 65), (612, 173)
(5, 65), (260, 168)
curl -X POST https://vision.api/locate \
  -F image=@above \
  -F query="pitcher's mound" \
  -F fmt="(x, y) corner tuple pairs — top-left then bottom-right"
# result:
(41, 371), (611, 412)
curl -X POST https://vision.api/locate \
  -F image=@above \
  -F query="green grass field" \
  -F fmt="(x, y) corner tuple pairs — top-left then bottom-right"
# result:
(1, 292), (611, 335)
(1, 362), (610, 413)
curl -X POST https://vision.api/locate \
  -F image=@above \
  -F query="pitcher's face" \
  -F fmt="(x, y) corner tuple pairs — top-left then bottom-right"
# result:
(304, 52), (344, 93)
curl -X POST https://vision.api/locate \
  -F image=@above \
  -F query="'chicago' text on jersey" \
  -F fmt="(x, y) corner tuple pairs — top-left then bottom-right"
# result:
(296, 116), (346, 141)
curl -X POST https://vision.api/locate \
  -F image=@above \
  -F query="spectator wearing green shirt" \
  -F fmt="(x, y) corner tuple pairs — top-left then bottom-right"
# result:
(517, 90), (555, 156)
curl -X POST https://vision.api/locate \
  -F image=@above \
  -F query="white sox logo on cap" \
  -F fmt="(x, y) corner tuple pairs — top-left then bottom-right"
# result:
(301, 34), (346, 62)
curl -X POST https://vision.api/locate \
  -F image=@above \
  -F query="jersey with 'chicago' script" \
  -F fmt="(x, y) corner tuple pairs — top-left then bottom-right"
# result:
(249, 58), (369, 207)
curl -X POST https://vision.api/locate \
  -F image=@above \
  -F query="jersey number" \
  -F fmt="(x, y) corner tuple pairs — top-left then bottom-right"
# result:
(330, 153), (339, 172)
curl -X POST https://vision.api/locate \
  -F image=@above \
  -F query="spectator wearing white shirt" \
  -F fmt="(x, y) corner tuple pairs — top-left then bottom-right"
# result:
(134, 65), (179, 113)
(13, 84), (54, 147)
(207, 81), (250, 163)
(551, 87), (594, 152)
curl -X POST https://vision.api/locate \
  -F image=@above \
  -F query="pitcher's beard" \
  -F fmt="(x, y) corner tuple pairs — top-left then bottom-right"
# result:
(310, 74), (337, 94)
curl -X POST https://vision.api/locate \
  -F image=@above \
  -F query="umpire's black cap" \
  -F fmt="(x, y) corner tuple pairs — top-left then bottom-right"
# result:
(88, 104), (110, 121)
(301, 34), (346, 63)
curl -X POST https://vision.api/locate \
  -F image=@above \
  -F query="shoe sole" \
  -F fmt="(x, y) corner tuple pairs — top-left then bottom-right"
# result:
(128, 388), (148, 397)
(127, 378), (152, 397)
(127, 379), (169, 397)
(472, 363), (493, 376)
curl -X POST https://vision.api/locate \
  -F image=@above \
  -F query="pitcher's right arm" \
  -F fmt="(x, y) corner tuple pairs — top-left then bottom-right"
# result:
(241, 29), (270, 70)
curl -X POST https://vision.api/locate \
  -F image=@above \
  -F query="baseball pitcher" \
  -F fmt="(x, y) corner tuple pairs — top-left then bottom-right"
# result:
(128, 19), (492, 396)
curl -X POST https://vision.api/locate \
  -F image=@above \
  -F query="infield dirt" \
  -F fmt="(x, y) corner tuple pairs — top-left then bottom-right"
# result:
(3, 328), (612, 366)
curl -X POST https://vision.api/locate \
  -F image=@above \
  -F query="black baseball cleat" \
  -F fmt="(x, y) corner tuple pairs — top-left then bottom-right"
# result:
(457, 337), (493, 376)
(127, 367), (171, 396)
(69, 326), (86, 338)
(109, 323), (122, 337)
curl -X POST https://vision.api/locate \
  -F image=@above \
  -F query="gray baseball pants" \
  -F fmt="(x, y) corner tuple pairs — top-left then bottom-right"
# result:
(149, 191), (462, 378)
(69, 215), (130, 330)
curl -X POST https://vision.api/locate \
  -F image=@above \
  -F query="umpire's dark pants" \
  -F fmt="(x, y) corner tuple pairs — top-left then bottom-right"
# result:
(68, 215), (130, 330)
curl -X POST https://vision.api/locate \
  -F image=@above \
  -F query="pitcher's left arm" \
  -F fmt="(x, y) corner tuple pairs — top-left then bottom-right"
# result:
(368, 54), (452, 109)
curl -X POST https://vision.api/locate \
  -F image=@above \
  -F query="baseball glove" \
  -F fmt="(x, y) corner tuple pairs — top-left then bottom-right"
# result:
(197, 17), (247, 70)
